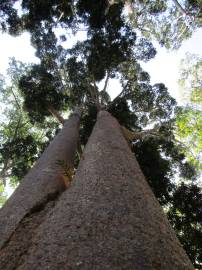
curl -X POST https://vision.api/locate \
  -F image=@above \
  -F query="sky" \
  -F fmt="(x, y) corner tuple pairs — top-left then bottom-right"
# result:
(0, 32), (39, 74)
(0, 27), (202, 196)
(141, 28), (202, 102)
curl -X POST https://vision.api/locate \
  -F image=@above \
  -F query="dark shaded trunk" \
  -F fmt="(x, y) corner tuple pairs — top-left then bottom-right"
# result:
(1, 111), (194, 269)
(0, 109), (80, 251)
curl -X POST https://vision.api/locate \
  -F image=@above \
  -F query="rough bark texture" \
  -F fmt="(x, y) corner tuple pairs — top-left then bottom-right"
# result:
(0, 193), (60, 270)
(0, 111), (194, 269)
(0, 111), (80, 250)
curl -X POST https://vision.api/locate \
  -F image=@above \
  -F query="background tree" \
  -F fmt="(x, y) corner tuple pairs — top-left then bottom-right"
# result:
(176, 53), (202, 170)
(1, 0), (201, 50)
(124, 0), (202, 49)
(0, 59), (62, 189)
(170, 53), (202, 267)
(179, 53), (202, 104)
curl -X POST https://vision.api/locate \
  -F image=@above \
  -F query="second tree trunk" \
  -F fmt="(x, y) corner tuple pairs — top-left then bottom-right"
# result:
(0, 110), (80, 250)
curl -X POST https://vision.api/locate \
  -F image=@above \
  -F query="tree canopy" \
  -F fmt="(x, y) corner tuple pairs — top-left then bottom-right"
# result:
(1, 0), (201, 49)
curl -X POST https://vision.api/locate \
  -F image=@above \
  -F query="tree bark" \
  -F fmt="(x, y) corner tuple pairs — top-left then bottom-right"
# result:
(1, 111), (194, 270)
(0, 109), (80, 251)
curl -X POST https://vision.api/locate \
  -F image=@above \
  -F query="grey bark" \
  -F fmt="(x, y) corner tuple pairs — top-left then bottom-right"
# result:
(0, 110), (80, 250)
(1, 110), (193, 270)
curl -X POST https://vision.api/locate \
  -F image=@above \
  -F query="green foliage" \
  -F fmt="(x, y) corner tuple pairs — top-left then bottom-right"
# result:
(77, 0), (115, 29)
(0, 0), (74, 34)
(176, 54), (202, 176)
(108, 98), (139, 129)
(0, 59), (60, 187)
(21, 0), (73, 27)
(176, 107), (202, 170)
(0, 184), (7, 207)
(173, 53), (202, 268)
(0, 1), (22, 35)
(179, 53), (202, 105)
(168, 183), (202, 269)
(133, 138), (175, 205)
(126, 0), (202, 49)
(1, 0), (201, 49)
(19, 64), (68, 123)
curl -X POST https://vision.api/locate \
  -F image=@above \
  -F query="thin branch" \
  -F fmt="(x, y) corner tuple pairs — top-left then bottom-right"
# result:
(101, 71), (110, 105)
(105, 0), (116, 15)
(107, 82), (132, 109)
(174, 137), (198, 161)
(108, 89), (125, 106)
(18, 120), (31, 130)
(47, 105), (65, 125)
(137, 25), (153, 35)
(93, 78), (101, 111)
(12, 116), (22, 140)
(10, 87), (21, 110)
(121, 126), (159, 141)
(88, 85), (97, 103)
(58, 11), (64, 22)
(122, 125), (199, 161)
(172, 0), (195, 20)
(102, 72), (110, 93)
(172, 0), (189, 15)
(93, 79), (97, 91)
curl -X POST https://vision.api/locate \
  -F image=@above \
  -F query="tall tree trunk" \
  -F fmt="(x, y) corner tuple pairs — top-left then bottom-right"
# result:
(0, 109), (80, 251)
(0, 111), (194, 269)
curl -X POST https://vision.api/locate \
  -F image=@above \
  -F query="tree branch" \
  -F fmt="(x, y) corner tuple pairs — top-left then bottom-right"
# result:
(172, 0), (189, 15)
(10, 87), (21, 110)
(13, 116), (22, 141)
(109, 79), (134, 106)
(88, 84), (98, 106)
(107, 83), (133, 109)
(121, 126), (159, 142)
(47, 105), (65, 125)
(108, 89), (125, 108)
(172, 0), (195, 19)
(91, 78), (101, 111)
(122, 126), (199, 162)
(0, 160), (12, 186)
(102, 72), (110, 93)
(101, 71), (110, 105)
(174, 137), (198, 161)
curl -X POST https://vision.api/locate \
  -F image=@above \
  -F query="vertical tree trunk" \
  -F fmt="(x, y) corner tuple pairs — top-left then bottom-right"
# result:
(0, 109), (80, 250)
(1, 111), (194, 270)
